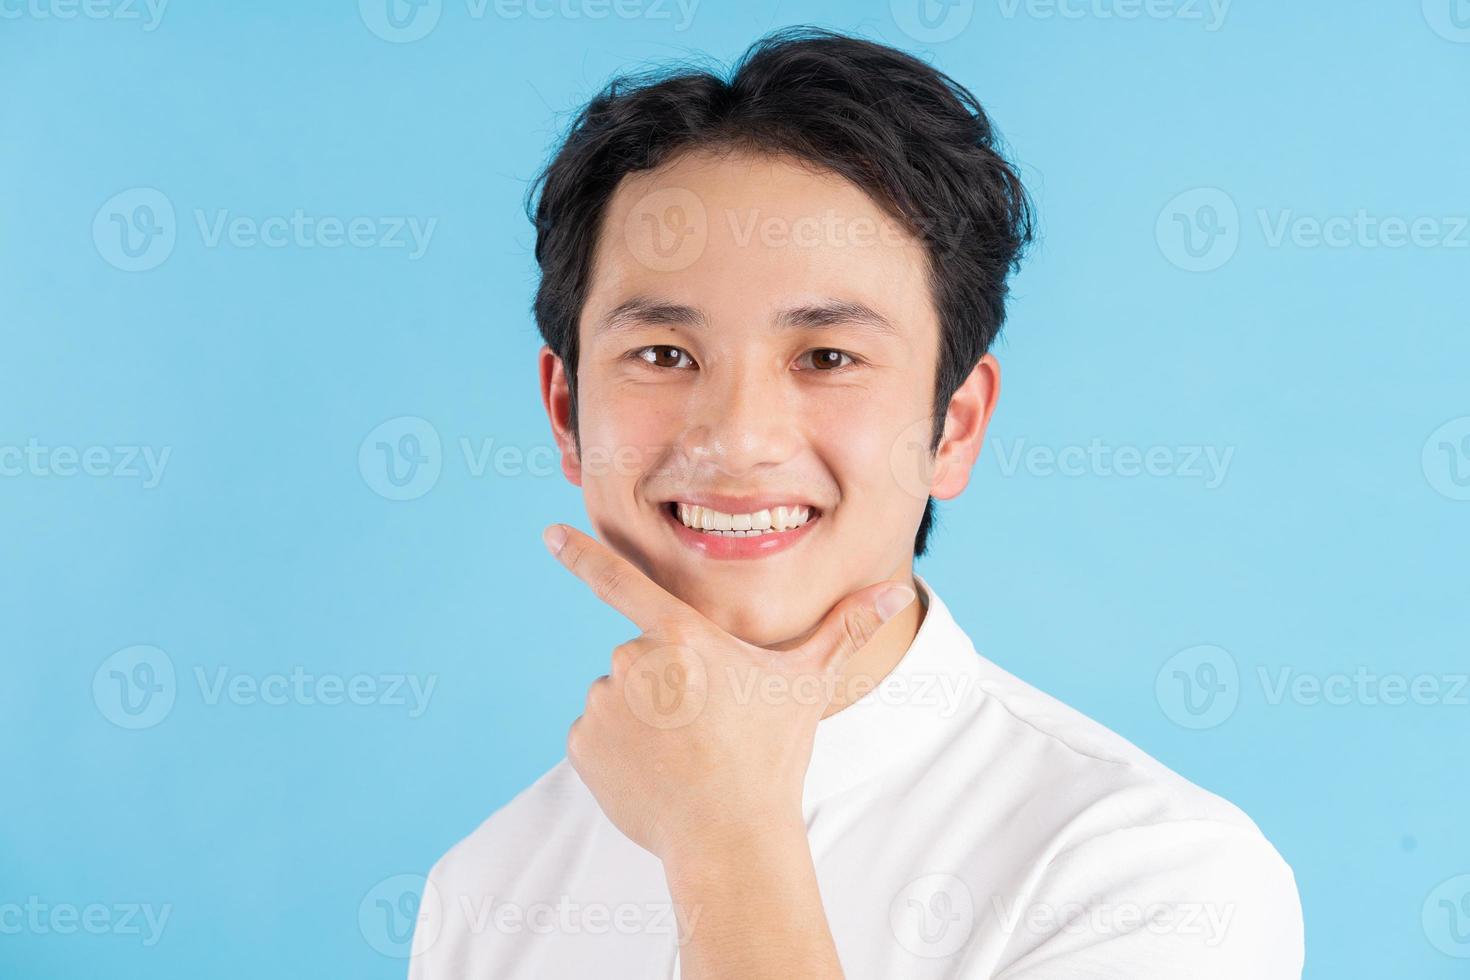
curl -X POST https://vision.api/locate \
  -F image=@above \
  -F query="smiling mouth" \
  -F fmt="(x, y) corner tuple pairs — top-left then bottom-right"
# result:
(663, 501), (821, 538)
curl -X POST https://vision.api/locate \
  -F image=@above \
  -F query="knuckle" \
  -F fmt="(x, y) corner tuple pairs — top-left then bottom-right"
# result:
(841, 612), (877, 657)
(611, 642), (639, 675)
(590, 563), (627, 605)
(652, 616), (698, 648)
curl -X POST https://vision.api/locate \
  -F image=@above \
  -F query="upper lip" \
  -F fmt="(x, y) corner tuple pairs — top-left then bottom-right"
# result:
(664, 493), (822, 515)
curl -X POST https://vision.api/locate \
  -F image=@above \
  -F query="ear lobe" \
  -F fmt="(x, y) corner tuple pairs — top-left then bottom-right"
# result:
(538, 345), (583, 487)
(560, 448), (582, 487)
(930, 354), (1001, 501)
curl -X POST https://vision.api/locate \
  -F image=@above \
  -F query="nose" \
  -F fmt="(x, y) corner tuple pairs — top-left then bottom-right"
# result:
(675, 362), (802, 479)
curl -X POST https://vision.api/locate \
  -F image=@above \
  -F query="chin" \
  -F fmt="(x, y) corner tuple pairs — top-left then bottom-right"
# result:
(645, 552), (829, 646)
(699, 600), (810, 649)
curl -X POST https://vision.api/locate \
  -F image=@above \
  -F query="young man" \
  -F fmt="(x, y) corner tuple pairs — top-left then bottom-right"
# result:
(410, 28), (1304, 979)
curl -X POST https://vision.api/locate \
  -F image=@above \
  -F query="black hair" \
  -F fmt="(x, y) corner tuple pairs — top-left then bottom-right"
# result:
(528, 26), (1032, 557)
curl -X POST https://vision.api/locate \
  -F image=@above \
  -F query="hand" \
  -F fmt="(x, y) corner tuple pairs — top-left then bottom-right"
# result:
(542, 522), (916, 866)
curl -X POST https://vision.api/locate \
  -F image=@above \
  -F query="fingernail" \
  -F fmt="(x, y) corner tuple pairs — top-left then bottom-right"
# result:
(542, 524), (567, 556)
(875, 585), (916, 622)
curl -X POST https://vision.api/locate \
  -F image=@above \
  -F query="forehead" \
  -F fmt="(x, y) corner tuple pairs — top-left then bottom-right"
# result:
(585, 149), (938, 339)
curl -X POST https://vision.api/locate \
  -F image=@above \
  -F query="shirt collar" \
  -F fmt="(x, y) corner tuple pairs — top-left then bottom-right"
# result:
(802, 574), (981, 811)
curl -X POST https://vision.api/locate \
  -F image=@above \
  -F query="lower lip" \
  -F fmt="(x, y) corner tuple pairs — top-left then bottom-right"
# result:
(663, 504), (819, 560)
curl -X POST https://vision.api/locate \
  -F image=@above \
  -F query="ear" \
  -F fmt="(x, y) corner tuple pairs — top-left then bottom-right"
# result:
(538, 344), (582, 487)
(930, 353), (1000, 501)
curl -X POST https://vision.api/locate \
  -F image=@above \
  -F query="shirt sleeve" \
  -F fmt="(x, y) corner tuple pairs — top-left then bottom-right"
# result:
(988, 819), (1304, 980)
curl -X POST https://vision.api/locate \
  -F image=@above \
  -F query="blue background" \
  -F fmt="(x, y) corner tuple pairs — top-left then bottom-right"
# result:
(3, 1), (1467, 977)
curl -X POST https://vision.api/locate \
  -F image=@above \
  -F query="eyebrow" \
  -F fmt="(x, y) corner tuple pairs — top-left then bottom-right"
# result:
(593, 297), (901, 338)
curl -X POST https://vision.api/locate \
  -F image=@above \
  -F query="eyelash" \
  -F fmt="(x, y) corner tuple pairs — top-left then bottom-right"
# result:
(630, 346), (860, 372)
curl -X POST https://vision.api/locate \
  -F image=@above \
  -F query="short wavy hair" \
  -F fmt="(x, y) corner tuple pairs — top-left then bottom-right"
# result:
(529, 26), (1033, 557)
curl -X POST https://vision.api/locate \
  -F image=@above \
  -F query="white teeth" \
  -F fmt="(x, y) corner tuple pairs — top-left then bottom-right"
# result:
(672, 501), (815, 535)
(773, 505), (809, 531)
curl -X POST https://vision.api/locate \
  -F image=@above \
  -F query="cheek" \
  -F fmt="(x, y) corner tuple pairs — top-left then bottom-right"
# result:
(808, 402), (906, 503)
(805, 381), (936, 510)
(575, 382), (684, 493)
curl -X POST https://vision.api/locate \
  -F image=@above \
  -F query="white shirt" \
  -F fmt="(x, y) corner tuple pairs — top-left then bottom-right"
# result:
(410, 576), (1303, 978)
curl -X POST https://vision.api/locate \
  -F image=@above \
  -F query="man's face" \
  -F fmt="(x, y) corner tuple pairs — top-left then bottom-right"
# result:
(544, 150), (968, 646)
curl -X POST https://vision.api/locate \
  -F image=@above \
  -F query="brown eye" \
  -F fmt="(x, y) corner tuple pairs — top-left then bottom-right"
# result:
(803, 348), (853, 371)
(637, 345), (693, 369)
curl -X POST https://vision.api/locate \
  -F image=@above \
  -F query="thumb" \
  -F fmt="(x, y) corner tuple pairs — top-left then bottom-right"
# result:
(803, 580), (917, 672)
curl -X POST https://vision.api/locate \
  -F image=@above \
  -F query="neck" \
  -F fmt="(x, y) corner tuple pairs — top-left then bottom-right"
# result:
(820, 567), (925, 719)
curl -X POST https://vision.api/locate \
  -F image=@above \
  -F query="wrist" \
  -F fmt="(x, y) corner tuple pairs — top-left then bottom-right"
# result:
(661, 812), (810, 890)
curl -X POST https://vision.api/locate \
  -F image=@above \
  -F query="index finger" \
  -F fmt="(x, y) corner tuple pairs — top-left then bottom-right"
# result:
(542, 523), (695, 632)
